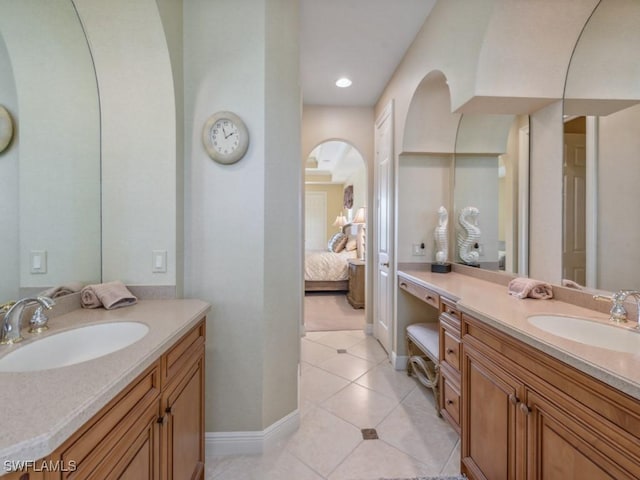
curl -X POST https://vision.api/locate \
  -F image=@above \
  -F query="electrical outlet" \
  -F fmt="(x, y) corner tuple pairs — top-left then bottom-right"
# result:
(412, 244), (426, 256)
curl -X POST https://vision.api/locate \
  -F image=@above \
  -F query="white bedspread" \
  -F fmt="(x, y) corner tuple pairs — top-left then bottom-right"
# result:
(305, 249), (357, 281)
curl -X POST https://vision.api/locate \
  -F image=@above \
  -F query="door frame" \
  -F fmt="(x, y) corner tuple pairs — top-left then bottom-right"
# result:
(373, 100), (394, 359)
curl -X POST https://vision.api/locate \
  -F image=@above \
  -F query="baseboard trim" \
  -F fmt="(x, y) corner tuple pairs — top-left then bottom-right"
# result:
(205, 409), (300, 456)
(364, 323), (373, 335)
(392, 352), (409, 371)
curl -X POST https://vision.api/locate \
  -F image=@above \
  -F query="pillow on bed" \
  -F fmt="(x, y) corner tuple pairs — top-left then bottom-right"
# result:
(345, 236), (357, 251)
(328, 232), (348, 252)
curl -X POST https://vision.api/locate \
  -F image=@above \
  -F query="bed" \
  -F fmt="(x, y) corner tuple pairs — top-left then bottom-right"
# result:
(305, 225), (365, 292)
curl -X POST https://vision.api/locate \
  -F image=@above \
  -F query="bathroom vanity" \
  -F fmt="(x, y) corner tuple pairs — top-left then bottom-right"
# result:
(397, 267), (640, 479)
(0, 299), (209, 479)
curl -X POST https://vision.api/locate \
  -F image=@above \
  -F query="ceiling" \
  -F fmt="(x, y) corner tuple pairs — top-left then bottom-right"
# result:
(305, 141), (364, 184)
(300, 0), (437, 107)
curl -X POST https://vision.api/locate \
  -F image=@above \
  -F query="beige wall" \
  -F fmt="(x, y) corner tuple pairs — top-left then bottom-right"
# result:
(306, 184), (346, 244)
(184, 0), (300, 433)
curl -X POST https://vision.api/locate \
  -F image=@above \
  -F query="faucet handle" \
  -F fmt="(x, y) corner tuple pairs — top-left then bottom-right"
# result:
(29, 306), (50, 334)
(593, 294), (628, 323)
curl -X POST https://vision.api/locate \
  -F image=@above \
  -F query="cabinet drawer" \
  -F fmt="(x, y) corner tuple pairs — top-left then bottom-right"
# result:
(442, 328), (461, 372)
(440, 297), (460, 320)
(443, 377), (461, 426)
(162, 319), (206, 385)
(398, 278), (440, 309)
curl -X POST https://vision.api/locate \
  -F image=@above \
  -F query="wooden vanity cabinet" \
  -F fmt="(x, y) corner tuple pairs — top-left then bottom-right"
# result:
(438, 297), (462, 433)
(160, 319), (206, 480)
(461, 313), (640, 480)
(4, 318), (207, 480)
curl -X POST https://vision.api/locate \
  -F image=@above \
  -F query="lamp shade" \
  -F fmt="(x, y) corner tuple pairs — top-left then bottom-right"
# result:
(332, 214), (347, 228)
(352, 207), (366, 224)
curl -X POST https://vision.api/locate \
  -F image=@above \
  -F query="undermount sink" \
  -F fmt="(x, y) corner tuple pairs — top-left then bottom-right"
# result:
(0, 321), (149, 372)
(528, 315), (640, 354)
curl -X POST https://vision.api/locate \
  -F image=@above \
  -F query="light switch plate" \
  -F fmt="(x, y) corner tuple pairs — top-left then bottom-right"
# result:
(152, 250), (167, 273)
(30, 250), (47, 274)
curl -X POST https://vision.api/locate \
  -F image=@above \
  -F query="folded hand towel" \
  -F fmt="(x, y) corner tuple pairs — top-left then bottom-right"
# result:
(81, 281), (137, 310)
(39, 282), (84, 299)
(508, 277), (553, 300)
(81, 285), (102, 308)
(561, 278), (583, 290)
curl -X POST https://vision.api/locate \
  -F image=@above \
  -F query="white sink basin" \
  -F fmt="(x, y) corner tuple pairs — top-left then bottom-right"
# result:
(528, 315), (640, 354)
(0, 321), (149, 372)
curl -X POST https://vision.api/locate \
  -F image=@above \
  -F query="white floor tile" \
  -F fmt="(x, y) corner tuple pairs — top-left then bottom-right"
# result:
(346, 336), (390, 363)
(376, 402), (459, 471)
(284, 407), (363, 477)
(321, 383), (399, 429)
(317, 353), (376, 381)
(327, 439), (437, 480)
(354, 362), (417, 401)
(311, 331), (365, 350)
(300, 365), (350, 405)
(302, 338), (340, 366)
(207, 451), (324, 480)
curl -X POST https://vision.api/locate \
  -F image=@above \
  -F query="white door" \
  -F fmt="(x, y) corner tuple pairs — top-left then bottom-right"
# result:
(305, 191), (327, 251)
(563, 133), (586, 284)
(374, 103), (393, 354)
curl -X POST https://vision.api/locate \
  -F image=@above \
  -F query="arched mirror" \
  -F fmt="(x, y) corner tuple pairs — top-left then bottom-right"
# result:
(562, 0), (640, 292)
(0, 1), (101, 302)
(453, 114), (530, 274)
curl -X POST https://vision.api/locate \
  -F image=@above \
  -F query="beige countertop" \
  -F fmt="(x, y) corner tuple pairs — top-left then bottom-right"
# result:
(0, 299), (210, 472)
(398, 268), (640, 401)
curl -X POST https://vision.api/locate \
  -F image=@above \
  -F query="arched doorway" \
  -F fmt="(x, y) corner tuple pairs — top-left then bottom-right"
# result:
(303, 139), (368, 332)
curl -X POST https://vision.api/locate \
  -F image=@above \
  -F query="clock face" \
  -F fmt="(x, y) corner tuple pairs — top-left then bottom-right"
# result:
(202, 111), (249, 164)
(210, 119), (240, 155)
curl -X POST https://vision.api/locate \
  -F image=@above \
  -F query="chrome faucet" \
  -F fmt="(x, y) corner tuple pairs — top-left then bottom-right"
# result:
(594, 290), (640, 328)
(0, 296), (55, 345)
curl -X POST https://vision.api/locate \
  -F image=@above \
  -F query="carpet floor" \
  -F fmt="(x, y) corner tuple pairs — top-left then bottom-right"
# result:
(304, 291), (365, 331)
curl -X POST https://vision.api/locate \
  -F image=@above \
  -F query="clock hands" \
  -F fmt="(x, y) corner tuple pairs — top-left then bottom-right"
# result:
(221, 125), (236, 139)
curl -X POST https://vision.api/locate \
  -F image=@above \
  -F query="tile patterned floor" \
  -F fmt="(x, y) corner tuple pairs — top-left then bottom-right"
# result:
(206, 330), (461, 480)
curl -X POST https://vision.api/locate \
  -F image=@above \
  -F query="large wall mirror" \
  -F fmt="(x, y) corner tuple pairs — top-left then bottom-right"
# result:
(0, 0), (101, 302)
(453, 114), (530, 275)
(562, 0), (640, 292)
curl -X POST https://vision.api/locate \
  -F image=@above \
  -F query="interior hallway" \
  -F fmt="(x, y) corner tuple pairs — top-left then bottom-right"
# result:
(206, 330), (461, 479)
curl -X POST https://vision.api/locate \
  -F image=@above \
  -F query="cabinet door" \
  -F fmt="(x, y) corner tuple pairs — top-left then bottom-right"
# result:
(91, 399), (161, 480)
(162, 353), (205, 480)
(526, 389), (640, 480)
(461, 345), (525, 480)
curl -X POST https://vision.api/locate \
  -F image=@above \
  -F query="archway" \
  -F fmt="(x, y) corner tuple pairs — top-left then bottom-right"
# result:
(303, 139), (368, 332)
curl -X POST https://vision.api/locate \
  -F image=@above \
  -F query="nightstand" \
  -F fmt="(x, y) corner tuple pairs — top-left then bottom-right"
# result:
(347, 259), (365, 309)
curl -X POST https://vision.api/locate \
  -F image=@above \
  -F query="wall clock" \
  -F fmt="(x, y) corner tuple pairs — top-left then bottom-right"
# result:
(0, 105), (14, 153)
(202, 111), (249, 164)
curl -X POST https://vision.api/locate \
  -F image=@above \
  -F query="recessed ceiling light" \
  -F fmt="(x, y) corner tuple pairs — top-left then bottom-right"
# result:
(336, 77), (352, 88)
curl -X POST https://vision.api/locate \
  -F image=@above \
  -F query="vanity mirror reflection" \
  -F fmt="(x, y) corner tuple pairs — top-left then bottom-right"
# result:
(0, 0), (101, 303)
(453, 114), (529, 275)
(562, 0), (640, 292)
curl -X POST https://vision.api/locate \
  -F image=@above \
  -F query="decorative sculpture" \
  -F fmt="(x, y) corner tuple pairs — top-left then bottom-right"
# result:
(458, 206), (481, 266)
(434, 206), (448, 264)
